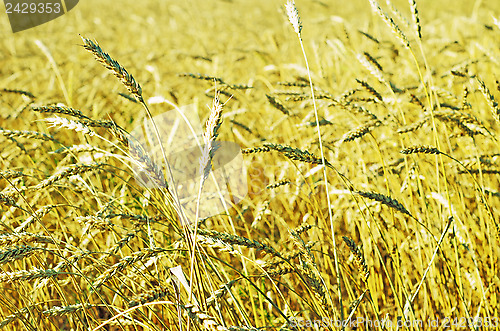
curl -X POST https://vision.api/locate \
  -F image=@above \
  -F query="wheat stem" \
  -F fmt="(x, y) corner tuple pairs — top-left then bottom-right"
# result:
(285, 0), (342, 320)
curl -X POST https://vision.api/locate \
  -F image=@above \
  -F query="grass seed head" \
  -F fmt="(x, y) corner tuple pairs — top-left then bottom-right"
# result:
(285, 0), (302, 36)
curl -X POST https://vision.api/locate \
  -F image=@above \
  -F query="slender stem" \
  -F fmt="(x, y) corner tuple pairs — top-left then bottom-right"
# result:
(296, 34), (344, 322)
(403, 217), (453, 316)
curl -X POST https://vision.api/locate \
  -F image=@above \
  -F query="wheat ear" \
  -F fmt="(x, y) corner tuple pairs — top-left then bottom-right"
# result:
(368, 0), (410, 48)
(80, 36), (143, 103)
(342, 236), (370, 283)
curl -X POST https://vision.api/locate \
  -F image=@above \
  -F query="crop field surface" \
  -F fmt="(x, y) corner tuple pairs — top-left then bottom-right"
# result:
(0, 0), (499, 330)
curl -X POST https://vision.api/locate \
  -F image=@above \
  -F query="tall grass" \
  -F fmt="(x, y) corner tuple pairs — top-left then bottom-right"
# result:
(0, 0), (499, 329)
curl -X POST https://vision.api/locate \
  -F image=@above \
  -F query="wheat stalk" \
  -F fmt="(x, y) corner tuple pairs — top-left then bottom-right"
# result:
(285, 0), (341, 319)
(0, 307), (31, 328)
(0, 170), (25, 180)
(206, 280), (237, 307)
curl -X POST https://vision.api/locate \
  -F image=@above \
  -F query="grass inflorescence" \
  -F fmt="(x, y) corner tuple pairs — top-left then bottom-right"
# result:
(0, 0), (499, 329)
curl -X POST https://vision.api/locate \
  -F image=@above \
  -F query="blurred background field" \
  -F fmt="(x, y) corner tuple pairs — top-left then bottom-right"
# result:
(1, 0), (499, 329)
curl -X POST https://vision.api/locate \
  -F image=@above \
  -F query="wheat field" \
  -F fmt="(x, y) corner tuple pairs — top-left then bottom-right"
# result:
(0, 0), (499, 330)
